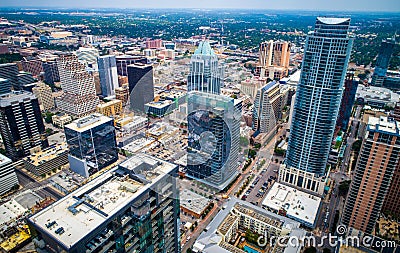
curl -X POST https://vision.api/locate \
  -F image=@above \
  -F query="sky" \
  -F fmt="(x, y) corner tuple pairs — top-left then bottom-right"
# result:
(0, 0), (399, 12)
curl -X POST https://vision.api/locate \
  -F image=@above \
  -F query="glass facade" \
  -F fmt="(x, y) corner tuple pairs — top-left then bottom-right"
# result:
(286, 17), (353, 176)
(371, 39), (395, 86)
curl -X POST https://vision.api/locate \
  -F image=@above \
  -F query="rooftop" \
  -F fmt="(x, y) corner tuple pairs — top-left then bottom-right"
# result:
(28, 154), (176, 249)
(0, 91), (36, 107)
(317, 17), (350, 25)
(65, 113), (112, 133)
(23, 143), (68, 166)
(0, 153), (12, 167)
(180, 189), (210, 215)
(367, 116), (400, 136)
(194, 41), (215, 56)
(262, 182), (321, 226)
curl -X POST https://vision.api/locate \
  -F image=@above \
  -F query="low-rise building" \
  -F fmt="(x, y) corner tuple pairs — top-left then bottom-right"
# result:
(121, 116), (148, 133)
(145, 99), (176, 117)
(52, 113), (72, 128)
(96, 99), (123, 117)
(23, 143), (69, 176)
(180, 189), (211, 219)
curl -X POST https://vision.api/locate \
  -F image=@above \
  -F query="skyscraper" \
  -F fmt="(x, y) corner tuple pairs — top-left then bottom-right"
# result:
(116, 55), (147, 76)
(187, 91), (241, 190)
(335, 73), (359, 132)
(56, 55), (100, 118)
(0, 154), (19, 196)
(0, 78), (11, 95)
(98, 55), (119, 97)
(32, 82), (55, 111)
(281, 17), (353, 194)
(64, 114), (118, 177)
(342, 116), (400, 234)
(371, 38), (395, 87)
(257, 40), (291, 80)
(0, 63), (18, 88)
(252, 80), (281, 136)
(127, 63), (154, 112)
(383, 162), (400, 218)
(0, 91), (48, 161)
(20, 58), (44, 77)
(28, 154), (180, 253)
(187, 41), (223, 95)
(75, 47), (99, 69)
(42, 60), (60, 85)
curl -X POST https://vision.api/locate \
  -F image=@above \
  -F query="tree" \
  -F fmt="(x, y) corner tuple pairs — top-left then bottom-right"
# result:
(240, 136), (249, 147)
(352, 140), (362, 153)
(338, 180), (351, 196)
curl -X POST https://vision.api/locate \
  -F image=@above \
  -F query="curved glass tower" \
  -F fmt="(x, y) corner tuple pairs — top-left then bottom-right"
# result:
(286, 17), (353, 176)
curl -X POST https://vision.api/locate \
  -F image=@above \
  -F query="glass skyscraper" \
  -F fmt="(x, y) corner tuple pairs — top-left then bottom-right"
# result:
(285, 17), (353, 177)
(187, 41), (223, 95)
(371, 38), (395, 86)
(98, 55), (119, 97)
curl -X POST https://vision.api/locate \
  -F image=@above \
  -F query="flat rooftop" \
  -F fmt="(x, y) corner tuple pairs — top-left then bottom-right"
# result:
(368, 116), (400, 136)
(262, 182), (321, 226)
(0, 153), (12, 167)
(23, 143), (68, 166)
(180, 189), (210, 215)
(0, 91), (36, 107)
(65, 113), (112, 133)
(28, 154), (176, 249)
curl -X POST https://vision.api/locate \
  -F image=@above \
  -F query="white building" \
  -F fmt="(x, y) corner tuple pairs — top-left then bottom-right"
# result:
(0, 154), (19, 195)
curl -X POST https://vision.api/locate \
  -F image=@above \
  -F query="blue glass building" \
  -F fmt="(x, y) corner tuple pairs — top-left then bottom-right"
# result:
(285, 17), (353, 177)
(371, 38), (395, 87)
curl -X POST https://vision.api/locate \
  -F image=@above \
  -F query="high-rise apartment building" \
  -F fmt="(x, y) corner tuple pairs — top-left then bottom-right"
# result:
(32, 82), (54, 111)
(383, 162), (400, 218)
(17, 71), (35, 90)
(281, 17), (353, 195)
(98, 55), (119, 97)
(336, 73), (359, 132)
(257, 40), (291, 80)
(0, 91), (48, 161)
(252, 80), (282, 136)
(371, 38), (395, 87)
(187, 41), (223, 95)
(0, 154), (19, 196)
(64, 114), (118, 177)
(42, 60), (60, 85)
(75, 47), (99, 69)
(187, 91), (241, 190)
(0, 63), (18, 88)
(55, 55), (100, 118)
(0, 78), (11, 94)
(28, 154), (180, 253)
(127, 64), (154, 112)
(20, 58), (44, 77)
(342, 116), (400, 234)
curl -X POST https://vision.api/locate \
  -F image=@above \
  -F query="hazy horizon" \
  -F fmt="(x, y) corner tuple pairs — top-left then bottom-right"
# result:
(0, 0), (399, 12)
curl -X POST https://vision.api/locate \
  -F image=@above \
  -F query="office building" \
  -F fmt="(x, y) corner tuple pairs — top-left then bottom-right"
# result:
(98, 55), (119, 97)
(96, 99), (123, 117)
(187, 40), (223, 95)
(75, 47), (99, 69)
(0, 78), (11, 95)
(186, 91), (241, 190)
(0, 63), (18, 88)
(115, 85), (129, 106)
(0, 91), (48, 161)
(336, 73), (359, 132)
(355, 84), (399, 108)
(252, 80), (282, 138)
(193, 198), (306, 253)
(282, 17), (353, 194)
(342, 116), (400, 234)
(127, 64), (154, 112)
(65, 114), (118, 177)
(42, 60), (60, 85)
(371, 38), (395, 87)
(23, 143), (69, 176)
(28, 154), (180, 253)
(257, 40), (291, 80)
(20, 58), (44, 77)
(145, 39), (163, 49)
(32, 82), (54, 111)
(145, 100), (176, 117)
(55, 55), (100, 118)
(17, 71), (35, 90)
(116, 55), (147, 76)
(240, 76), (266, 98)
(51, 113), (72, 128)
(0, 154), (19, 196)
(383, 161), (400, 217)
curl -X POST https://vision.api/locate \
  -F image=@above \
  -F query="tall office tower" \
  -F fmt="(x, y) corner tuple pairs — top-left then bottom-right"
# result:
(64, 114), (118, 177)
(281, 17), (353, 195)
(187, 41), (223, 95)
(252, 80), (281, 136)
(0, 78), (11, 94)
(0, 154), (19, 195)
(116, 55), (147, 76)
(56, 55), (100, 118)
(42, 60), (60, 85)
(28, 154), (180, 253)
(0, 63), (18, 88)
(187, 91), (241, 190)
(75, 47), (99, 69)
(115, 85), (129, 106)
(17, 71), (35, 90)
(257, 40), (291, 80)
(32, 82), (54, 111)
(240, 76), (267, 98)
(98, 55), (119, 97)
(0, 91), (48, 161)
(20, 58), (44, 77)
(127, 63), (154, 112)
(371, 38), (395, 87)
(342, 116), (400, 234)
(335, 73), (359, 132)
